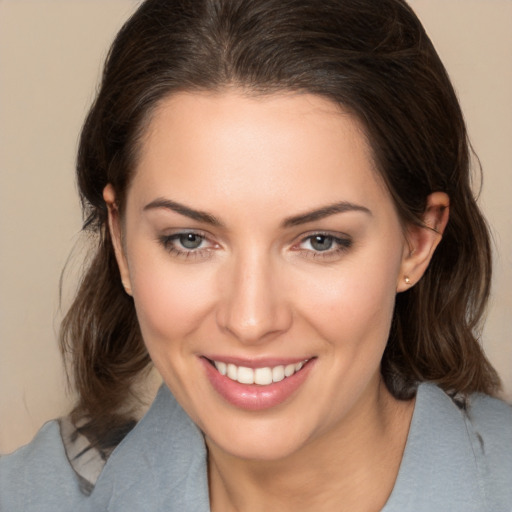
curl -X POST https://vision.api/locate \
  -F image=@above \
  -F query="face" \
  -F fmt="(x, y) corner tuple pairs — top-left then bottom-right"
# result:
(108, 91), (413, 461)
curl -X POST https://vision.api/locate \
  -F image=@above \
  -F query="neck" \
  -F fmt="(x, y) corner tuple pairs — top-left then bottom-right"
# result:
(207, 378), (415, 512)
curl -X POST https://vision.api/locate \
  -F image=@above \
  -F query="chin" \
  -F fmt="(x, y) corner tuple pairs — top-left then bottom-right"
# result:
(207, 431), (310, 462)
(201, 410), (322, 463)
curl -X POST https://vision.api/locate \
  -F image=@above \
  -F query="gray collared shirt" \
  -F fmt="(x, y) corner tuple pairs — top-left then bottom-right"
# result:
(1, 383), (511, 511)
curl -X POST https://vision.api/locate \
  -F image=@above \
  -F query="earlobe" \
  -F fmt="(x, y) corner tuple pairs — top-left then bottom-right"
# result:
(103, 184), (133, 296)
(397, 192), (450, 292)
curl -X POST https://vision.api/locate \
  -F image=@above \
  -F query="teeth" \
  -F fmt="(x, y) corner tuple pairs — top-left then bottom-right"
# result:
(237, 366), (254, 384)
(272, 365), (285, 382)
(213, 359), (309, 386)
(227, 363), (237, 380)
(254, 367), (273, 385)
(216, 361), (227, 376)
(284, 364), (296, 377)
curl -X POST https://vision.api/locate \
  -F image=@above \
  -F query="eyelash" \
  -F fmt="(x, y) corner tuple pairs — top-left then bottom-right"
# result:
(158, 231), (353, 261)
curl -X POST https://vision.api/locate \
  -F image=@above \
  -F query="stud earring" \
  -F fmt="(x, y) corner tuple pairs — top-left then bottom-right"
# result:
(404, 276), (411, 285)
(122, 281), (132, 296)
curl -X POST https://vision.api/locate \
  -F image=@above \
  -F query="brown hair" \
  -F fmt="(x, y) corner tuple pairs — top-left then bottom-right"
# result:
(60, 0), (500, 450)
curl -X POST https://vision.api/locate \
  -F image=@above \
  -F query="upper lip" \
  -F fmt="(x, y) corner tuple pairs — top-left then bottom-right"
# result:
(202, 355), (313, 369)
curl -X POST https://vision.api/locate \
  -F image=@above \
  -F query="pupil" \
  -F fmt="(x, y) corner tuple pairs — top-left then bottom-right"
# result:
(311, 235), (333, 251)
(180, 233), (202, 249)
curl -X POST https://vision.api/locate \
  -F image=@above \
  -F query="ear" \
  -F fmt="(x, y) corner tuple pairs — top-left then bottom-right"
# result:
(396, 192), (450, 292)
(103, 184), (133, 296)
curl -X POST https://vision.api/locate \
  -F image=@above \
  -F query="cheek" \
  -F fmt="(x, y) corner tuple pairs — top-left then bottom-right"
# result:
(295, 245), (402, 350)
(128, 251), (217, 345)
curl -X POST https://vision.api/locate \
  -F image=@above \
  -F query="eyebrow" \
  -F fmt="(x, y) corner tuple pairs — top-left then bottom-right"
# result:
(282, 202), (372, 227)
(143, 197), (371, 228)
(143, 198), (223, 226)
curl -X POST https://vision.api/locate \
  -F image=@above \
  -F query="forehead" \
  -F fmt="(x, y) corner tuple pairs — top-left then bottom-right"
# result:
(130, 91), (391, 219)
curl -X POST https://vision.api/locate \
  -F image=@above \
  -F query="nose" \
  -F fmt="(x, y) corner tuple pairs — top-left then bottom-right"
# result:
(216, 252), (292, 345)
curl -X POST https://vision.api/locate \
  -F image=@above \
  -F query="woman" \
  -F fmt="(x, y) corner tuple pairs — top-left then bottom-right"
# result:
(1, 0), (510, 510)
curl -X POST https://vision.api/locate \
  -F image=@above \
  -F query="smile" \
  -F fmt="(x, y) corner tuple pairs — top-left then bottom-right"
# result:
(212, 359), (309, 386)
(202, 356), (315, 410)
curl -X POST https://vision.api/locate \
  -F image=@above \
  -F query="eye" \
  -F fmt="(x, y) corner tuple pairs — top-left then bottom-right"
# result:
(294, 232), (352, 259)
(158, 230), (216, 259)
(178, 232), (204, 250)
(307, 234), (335, 252)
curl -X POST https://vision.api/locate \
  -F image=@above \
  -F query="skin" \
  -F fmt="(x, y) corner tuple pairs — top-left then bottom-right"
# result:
(104, 91), (449, 511)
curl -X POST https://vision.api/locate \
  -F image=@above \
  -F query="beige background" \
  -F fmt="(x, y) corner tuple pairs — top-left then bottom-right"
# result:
(0, 0), (511, 454)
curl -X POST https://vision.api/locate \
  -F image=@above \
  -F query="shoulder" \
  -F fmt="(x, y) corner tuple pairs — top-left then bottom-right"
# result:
(416, 383), (512, 447)
(0, 420), (87, 511)
(466, 390), (512, 441)
(385, 383), (512, 512)
(465, 391), (512, 508)
(422, 383), (512, 509)
(0, 386), (209, 512)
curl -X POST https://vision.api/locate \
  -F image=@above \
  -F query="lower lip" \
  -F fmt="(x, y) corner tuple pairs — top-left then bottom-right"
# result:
(201, 358), (315, 411)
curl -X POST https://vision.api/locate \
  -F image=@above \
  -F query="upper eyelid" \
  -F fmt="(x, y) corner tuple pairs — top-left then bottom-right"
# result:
(161, 229), (213, 243)
(160, 230), (210, 247)
(294, 230), (351, 243)
(162, 227), (209, 236)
